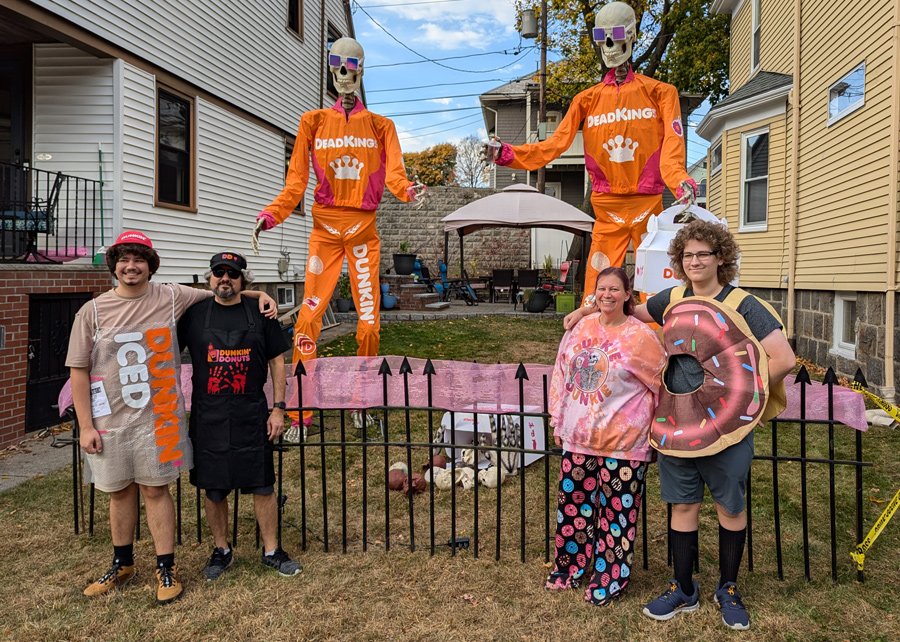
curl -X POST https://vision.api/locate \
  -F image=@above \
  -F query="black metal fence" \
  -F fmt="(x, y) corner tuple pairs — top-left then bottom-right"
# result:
(0, 161), (103, 262)
(61, 362), (875, 583)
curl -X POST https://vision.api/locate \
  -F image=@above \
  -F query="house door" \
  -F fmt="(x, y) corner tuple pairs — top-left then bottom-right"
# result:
(26, 294), (90, 432)
(0, 60), (25, 166)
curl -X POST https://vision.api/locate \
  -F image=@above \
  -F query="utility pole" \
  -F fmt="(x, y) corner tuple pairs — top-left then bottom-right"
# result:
(536, 0), (547, 194)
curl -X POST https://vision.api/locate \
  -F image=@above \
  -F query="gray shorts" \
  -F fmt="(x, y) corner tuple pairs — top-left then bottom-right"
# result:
(205, 485), (274, 503)
(657, 432), (754, 516)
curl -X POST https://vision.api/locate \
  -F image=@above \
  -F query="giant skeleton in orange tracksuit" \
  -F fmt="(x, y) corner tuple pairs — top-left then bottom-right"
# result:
(489, 2), (697, 298)
(251, 38), (424, 410)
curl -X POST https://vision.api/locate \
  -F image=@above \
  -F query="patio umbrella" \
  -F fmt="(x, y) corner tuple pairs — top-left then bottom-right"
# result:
(441, 183), (594, 277)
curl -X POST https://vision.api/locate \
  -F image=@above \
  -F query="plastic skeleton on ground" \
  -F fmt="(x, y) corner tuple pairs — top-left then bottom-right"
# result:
(486, 2), (697, 298)
(251, 37), (426, 424)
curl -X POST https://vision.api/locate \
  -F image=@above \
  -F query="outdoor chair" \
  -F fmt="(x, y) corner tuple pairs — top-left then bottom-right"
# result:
(0, 170), (64, 263)
(542, 259), (580, 293)
(438, 261), (479, 306)
(491, 269), (514, 303)
(513, 268), (539, 310)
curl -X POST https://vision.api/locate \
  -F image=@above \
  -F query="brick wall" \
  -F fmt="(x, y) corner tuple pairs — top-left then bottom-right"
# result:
(376, 186), (531, 277)
(0, 265), (111, 448)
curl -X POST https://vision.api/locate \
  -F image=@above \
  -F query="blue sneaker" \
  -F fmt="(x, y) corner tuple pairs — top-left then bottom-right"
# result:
(642, 579), (700, 621)
(714, 581), (750, 630)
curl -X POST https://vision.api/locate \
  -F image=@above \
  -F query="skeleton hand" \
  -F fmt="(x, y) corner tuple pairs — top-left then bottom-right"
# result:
(675, 178), (698, 205)
(250, 210), (276, 256)
(407, 179), (427, 210)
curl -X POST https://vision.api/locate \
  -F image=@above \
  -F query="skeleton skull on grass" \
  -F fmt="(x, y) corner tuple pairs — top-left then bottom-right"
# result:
(594, 2), (637, 69)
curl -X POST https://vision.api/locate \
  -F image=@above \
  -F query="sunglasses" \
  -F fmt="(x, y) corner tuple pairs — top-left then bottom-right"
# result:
(593, 25), (628, 42)
(212, 266), (241, 279)
(328, 54), (360, 71)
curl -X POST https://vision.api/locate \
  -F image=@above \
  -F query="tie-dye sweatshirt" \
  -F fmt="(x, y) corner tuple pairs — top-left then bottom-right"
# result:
(549, 314), (665, 461)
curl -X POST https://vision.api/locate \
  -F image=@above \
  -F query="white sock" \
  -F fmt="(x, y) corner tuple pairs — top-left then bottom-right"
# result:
(264, 549), (276, 557)
(220, 546), (231, 555)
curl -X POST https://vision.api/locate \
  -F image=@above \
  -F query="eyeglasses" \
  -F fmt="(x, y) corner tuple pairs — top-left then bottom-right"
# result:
(593, 25), (628, 42)
(212, 267), (241, 279)
(328, 54), (360, 71)
(681, 251), (718, 261)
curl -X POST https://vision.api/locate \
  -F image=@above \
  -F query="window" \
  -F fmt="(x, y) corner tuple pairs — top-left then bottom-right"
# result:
(156, 88), (194, 209)
(751, 0), (761, 72)
(287, 0), (303, 39)
(710, 141), (722, 175)
(740, 129), (768, 229)
(828, 62), (865, 125)
(831, 292), (857, 359)
(325, 25), (343, 100)
(276, 285), (296, 309)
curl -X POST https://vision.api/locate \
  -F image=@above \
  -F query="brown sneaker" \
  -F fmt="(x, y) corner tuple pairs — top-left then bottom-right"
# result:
(155, 565), (183, 605)
(83, 560), (136, 597)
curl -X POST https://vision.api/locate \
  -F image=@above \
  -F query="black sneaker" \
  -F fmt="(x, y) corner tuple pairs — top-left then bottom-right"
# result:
(261, 548), (302, 577)
(203, 545), (234, 581)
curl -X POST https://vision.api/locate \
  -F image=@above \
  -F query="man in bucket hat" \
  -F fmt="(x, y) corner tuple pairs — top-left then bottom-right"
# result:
(66, 232), (277, 605)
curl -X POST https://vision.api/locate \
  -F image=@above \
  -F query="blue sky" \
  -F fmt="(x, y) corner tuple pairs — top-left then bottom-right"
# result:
(350, 0), (709, 167)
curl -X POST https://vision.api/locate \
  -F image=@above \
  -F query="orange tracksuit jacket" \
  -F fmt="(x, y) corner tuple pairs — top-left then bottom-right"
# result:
(498, 68), (690, 292)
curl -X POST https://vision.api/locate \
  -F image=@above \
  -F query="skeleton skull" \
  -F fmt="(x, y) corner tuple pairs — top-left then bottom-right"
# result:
(329, 37), (364, 96)
(594, 2), (637, 69)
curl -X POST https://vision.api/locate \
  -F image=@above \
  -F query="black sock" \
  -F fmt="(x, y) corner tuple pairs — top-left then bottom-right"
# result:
(113, 544), (134, 566)
(156, 553), (175, 569)
(719, 524), (746, 586)
(670, 529), (698, 594)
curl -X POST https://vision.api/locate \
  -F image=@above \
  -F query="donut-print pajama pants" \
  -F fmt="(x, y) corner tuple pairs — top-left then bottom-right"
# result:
(546, 451), (646, 606)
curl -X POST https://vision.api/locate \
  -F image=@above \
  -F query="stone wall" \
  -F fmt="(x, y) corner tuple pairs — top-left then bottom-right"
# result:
(376, 186), (531, 277)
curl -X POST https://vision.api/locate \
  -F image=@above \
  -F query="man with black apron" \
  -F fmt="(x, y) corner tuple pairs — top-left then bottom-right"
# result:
(178, 251), (301, 580)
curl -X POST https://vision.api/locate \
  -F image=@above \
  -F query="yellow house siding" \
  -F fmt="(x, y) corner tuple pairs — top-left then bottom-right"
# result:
(759, 0), (794, 75)
(795, 0), (894, 291)
(730, 2), (752, 90)
(707, 162), (723, 214)
(717, 115), (788, 289)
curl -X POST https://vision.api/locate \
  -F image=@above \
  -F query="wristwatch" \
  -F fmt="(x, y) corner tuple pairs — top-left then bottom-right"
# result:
(272, 402), (286, 410)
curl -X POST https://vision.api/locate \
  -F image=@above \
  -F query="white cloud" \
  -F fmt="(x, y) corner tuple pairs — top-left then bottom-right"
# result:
(429, 97), (453, 105)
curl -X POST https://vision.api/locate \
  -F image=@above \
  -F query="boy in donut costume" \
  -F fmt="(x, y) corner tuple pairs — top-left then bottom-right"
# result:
(564, 220), (794, 630)
(251, 38), (425, 424)
(487, 2), (697, 298)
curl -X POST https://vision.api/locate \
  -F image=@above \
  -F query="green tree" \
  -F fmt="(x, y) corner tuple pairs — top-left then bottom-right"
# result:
(516, 0), (730, 105)
(403, 143), (457, 186)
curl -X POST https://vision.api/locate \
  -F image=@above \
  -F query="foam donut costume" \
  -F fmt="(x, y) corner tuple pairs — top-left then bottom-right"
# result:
(490, 2), (696, 298)
(650, 289), (786, 457)
(252, 38), (424, 392)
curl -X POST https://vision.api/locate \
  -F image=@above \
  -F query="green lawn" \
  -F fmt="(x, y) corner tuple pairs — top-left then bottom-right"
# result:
(0, 317), (897, 641)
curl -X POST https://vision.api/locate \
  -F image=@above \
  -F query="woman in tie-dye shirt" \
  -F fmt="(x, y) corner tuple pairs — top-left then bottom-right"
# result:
(546, 266), (665, 606)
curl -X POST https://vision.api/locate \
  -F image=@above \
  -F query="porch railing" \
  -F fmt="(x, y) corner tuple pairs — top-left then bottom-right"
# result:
(0, 161), (102, 262)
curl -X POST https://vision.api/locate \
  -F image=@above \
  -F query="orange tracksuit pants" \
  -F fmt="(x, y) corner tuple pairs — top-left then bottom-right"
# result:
(584, 192), (663, 300)
(293, 205), (381, 373)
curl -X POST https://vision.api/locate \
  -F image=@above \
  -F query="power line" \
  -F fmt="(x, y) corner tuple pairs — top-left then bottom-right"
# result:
(383, 106), (482, 117)
(368, 48), (534, 69)
(355, 3), (536, 73)
(401, 112), (484, 133)
(400, 117), (485, 141)
(369, 91), (485, 106)
(367, 78), (509, 93)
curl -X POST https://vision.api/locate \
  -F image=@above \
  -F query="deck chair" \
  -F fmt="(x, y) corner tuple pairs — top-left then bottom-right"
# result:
(542, 260), (580, 293)
(439, 261), (479, 306)
(491, 268), (514, 303)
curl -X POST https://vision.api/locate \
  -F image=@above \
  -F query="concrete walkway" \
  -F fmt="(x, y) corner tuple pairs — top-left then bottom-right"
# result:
(0, 301), (564, 495)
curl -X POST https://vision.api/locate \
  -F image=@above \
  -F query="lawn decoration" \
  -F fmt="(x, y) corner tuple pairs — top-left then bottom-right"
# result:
(251, 36), (427, 418)
(477, 466), (506, 488)
(487, 1), (695, 298)
(388, 461), (408, 491)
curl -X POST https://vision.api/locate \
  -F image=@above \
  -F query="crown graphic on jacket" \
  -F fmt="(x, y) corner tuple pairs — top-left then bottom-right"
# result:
(330, 155), (364, 180)
(602, 135), (639, 163)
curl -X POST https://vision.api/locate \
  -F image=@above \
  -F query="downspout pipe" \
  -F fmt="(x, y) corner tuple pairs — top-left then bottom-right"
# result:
(787, 0), (801, 343)
(883, 0), (900, 401)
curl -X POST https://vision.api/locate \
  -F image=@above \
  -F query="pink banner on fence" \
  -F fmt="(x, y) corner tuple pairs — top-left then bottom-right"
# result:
(57, 362), (867, 431)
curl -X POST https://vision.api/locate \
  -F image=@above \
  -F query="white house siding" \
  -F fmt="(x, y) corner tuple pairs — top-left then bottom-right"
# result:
(32, 43), (116, 251)
(30, 0), (351, 133)
(118, 62), (312, 283)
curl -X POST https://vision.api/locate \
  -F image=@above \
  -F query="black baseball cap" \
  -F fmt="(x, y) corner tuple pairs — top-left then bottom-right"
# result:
(210, 251), (247, 272)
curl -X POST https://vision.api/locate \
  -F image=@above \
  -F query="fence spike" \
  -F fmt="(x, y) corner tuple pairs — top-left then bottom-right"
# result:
(515, 363), (529, 381)
(423, 359), (436, 376)
(295, 360), (307, 376)
(399, 356), (413, 375)
(823, 366), (838, 385)
(853, 368), (868, 388)
(378, 358), (393, 376)
(794, 365), (811, 385)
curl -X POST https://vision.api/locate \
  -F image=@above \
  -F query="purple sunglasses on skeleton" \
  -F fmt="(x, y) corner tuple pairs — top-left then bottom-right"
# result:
(593, 25), (628, 42)
(328, 53), (360, 71)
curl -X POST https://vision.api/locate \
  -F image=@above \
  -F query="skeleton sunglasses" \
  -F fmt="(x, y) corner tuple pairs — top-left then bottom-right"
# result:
(593, 25), (629, 42)
(328, 54), (360, 71)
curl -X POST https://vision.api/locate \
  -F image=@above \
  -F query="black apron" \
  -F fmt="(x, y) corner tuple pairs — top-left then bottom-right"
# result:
(189, 297), (274, 490)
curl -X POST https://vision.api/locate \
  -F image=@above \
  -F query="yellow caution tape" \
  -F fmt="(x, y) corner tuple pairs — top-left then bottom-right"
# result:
(850, 381), (900, 424)
(850, 487), (900, 571)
